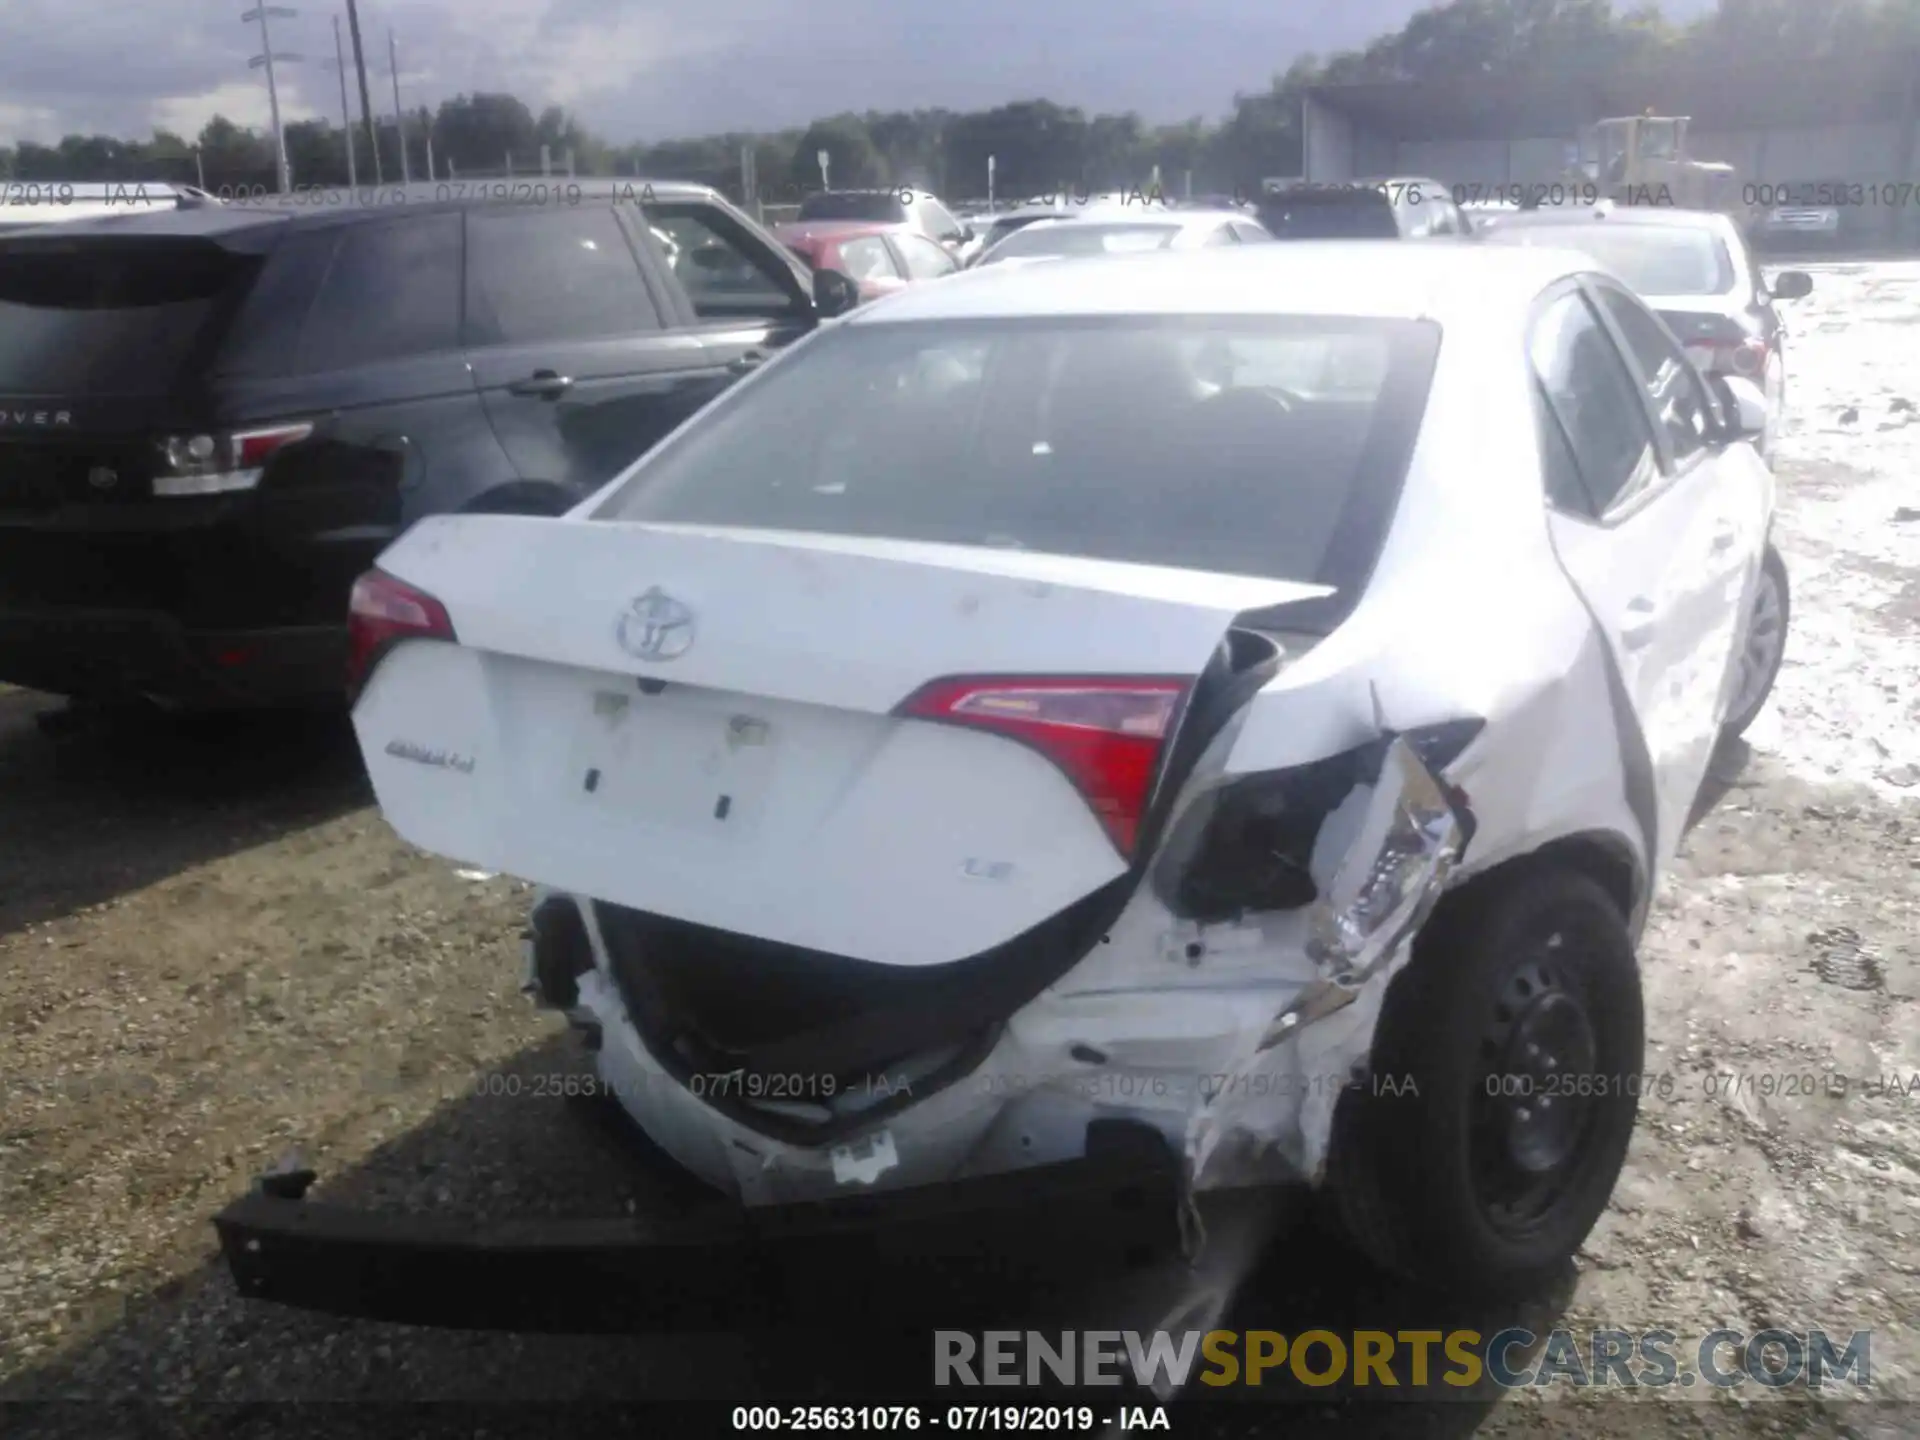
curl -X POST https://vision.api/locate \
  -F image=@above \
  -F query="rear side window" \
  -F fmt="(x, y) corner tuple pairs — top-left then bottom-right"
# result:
(0, 240), (259, 395)
(1529, 290), (1661, 515)
(298, 213), (462, 372)
(466, 206), (660, 346)
(1595, 286), (1713, 467)
(837, 236), (900, 282)
(214, 229), (332, 376)
(892, 233), (959, 279)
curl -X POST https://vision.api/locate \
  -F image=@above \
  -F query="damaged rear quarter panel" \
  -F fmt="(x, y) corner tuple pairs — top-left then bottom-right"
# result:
(1111, 475), (1652, 1185)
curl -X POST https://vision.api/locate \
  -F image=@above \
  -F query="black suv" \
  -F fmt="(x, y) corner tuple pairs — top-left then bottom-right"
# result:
(0, 180), (858, 709)
(1255, 177), (1469, 239)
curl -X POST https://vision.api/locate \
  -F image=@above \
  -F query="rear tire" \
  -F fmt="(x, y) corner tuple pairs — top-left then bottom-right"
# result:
(1322, 862), (1643, 1296)
(1720, 544), (1790, 741)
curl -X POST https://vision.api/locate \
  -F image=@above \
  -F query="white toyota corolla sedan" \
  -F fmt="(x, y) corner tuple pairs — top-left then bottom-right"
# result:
(337, 242), (1785, 1296)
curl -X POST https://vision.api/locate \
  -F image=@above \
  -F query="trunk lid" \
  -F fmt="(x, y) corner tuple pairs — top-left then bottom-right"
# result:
(354, 513), (1331, 966)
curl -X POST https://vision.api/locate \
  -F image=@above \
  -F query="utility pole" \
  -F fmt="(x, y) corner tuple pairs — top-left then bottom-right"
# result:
(388, 30), (411, 183)
(344, 0), (380, 182)
(242, 6), (301, 192)
(322, 14), (358, 185)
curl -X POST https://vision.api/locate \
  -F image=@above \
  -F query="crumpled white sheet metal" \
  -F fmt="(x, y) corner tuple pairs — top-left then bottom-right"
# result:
(1184, 735), (1467, 1189)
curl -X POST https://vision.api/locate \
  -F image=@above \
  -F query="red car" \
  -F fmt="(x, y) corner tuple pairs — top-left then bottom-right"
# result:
(772, 219), (961, 303)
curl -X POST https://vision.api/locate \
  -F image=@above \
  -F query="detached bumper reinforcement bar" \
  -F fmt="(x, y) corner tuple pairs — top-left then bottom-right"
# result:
(214, 1120), (1186, 1332)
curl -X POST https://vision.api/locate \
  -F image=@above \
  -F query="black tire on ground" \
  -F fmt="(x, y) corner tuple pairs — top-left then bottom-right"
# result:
(1322, 861), (1644, 1296)
(1720, 544), (1791, 741)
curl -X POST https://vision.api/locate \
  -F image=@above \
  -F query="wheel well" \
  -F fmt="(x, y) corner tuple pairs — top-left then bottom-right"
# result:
(461, 480), (576, 517)
(1441, 833), (1643, 933)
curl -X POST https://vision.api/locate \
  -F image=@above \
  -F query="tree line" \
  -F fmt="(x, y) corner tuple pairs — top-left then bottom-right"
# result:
(2, 0), (1914, 201)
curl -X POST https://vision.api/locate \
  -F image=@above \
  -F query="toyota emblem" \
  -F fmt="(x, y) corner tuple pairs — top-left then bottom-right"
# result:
(86, 466), (118, 490)
(616, 586), (695, 661)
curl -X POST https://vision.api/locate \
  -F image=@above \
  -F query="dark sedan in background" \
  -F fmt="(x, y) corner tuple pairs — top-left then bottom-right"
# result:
(1480, 203), (1812, 466)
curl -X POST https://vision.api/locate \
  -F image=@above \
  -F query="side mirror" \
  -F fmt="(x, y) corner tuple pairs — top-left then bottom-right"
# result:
(812, 267), (860, 318)
(1714, 373), (1769, 443)
(1770, 269), (1813, 300)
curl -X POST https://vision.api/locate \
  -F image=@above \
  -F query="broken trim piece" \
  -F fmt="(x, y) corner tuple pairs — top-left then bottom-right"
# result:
(1151, 718), (1482, 924)
(1184, 732), (1473, 1189)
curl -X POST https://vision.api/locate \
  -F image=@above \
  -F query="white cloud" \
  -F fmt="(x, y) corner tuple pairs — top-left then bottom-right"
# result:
(153, 79), (319, 141)
(0, 0), (1718, 149)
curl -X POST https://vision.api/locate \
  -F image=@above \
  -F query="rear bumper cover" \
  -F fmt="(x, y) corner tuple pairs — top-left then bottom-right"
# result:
(214, 1122), (1186, 1332)
(558, 734), (1470, 1206)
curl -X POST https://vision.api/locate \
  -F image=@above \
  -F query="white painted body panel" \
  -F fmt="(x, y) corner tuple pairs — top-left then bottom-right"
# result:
(353, 243), (1775, 1203)
(356, 516), (1328, 965)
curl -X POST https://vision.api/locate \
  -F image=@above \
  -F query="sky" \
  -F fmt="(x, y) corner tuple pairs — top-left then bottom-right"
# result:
(0, 0), (1716, 149)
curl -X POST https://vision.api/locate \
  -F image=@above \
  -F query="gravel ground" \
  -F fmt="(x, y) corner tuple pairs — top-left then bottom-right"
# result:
(2, 261), (1917, 1438)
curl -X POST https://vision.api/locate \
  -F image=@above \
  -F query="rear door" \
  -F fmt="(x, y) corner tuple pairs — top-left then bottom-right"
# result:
(464, 203), (712, 501)
(1590, 279), (1769, 758)
(1530, 281), (1719, 869)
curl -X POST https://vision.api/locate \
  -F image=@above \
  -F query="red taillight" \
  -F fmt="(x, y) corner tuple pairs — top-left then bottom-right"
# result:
(346, 568), (456, 702)
(234, 423), (313, 468)
(898, 676), (1189, 858)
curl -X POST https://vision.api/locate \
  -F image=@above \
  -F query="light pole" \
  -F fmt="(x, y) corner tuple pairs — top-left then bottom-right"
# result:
(242, 5), (301, 192)
(321, 14), (358, 185)
(387, 29), (411, 183)
(344, 0), (379, 182)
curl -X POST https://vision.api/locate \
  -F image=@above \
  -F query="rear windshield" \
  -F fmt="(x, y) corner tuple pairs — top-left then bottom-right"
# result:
(1483, 222), (1736, 296)
(595, 315), (1441, 592)
(0, 241), (255, 395)
(981, 222), (1183, 263)
(1258, 192), (1399, 239)
(797, 192), (908, 223)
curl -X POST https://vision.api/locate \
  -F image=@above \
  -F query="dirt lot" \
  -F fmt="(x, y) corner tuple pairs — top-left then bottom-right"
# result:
(2, 262), (1918, 1437)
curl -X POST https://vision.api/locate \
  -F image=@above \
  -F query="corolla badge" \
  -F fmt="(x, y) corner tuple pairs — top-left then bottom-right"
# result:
(616, 586), (695, 661)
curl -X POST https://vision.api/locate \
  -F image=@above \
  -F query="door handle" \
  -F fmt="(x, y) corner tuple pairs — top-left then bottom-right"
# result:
(727, 351), (767, 375)
(1622, 596), (1658, 651)
(508, 370), (573, 399)
(1711, 527), (1736, 553)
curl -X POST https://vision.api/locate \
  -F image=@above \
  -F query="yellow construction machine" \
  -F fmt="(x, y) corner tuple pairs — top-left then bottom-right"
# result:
(1532, 113), (1748, 216)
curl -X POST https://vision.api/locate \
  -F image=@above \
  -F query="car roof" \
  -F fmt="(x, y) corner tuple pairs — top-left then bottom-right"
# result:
(993, 195), (1168, 217)
(851, 241), (1593, 325)
(1267, 176), (1442, 193)
(775, 218), (909, 241)
(0, 199), (287, 247)
(1489, 203), (1730, 231)
(0, 177), (719, 246)
(1018, 209), (1241, 229)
